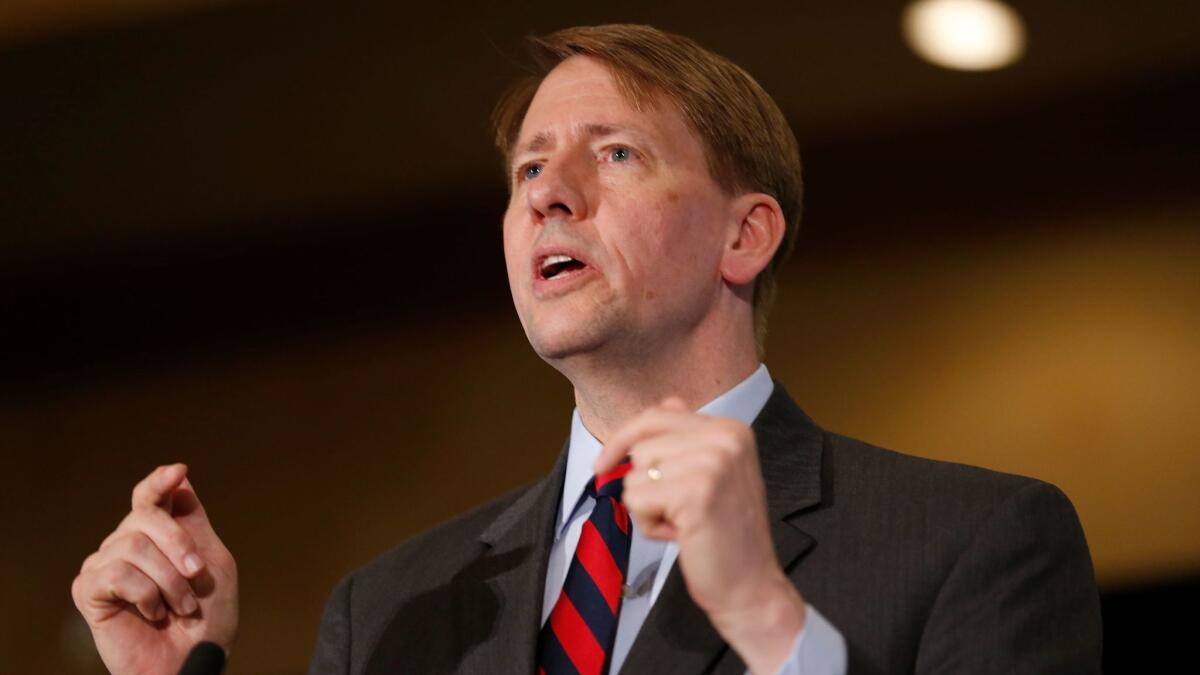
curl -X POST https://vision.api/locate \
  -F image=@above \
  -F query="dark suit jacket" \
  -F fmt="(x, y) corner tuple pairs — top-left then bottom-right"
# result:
(307, 384), (1102, 674)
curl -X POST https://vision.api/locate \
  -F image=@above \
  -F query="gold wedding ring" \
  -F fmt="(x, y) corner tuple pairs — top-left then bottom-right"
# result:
(647, 465), (663, 481)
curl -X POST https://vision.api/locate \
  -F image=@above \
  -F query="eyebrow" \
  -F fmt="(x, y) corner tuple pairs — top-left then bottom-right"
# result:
(519, 123), (629, 156)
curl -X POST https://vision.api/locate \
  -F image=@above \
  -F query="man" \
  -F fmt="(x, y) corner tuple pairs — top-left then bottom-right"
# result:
(72, 24), (1102, 674)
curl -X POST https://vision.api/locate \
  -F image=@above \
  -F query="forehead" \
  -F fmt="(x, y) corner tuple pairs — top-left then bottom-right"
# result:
(515, 56), (698, 153)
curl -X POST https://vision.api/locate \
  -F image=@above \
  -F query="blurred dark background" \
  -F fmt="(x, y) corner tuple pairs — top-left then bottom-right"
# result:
(2, 1), (1197, 672)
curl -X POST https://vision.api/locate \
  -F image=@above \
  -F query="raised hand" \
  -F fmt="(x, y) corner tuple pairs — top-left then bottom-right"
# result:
(72, 464), (239, 675)
(595, 398), (806, 675)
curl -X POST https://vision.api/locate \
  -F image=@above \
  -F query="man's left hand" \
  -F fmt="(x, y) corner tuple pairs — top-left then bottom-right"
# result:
(594, 398), (807, 675)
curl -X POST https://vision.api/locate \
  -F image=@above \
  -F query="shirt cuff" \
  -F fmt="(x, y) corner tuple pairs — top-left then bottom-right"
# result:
(768, 603), (847, 675)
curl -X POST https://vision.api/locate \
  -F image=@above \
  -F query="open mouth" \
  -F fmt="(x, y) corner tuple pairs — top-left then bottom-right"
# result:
(539, 254), (588, 280)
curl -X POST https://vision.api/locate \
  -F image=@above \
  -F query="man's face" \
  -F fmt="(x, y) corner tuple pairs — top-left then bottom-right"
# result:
(503, 56), (733, 363)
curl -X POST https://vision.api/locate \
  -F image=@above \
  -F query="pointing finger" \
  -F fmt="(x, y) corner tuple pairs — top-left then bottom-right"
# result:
(170, 478), (224, 548)
(131, 463), (188, 511)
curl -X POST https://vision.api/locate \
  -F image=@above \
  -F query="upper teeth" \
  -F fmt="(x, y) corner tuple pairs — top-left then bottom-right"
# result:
(542, 255), (575, 271)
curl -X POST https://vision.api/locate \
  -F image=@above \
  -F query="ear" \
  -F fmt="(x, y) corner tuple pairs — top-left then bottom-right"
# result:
(719, 192), (786, 287)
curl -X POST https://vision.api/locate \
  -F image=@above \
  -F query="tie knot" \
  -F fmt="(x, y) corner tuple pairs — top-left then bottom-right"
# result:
(590, 459), (632, 500)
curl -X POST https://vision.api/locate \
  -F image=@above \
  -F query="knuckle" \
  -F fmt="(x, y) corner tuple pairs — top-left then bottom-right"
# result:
(162, 526), (190, 553)
(704, 445), (733, 472)
(128, 500), (159, 518)
(129, 531), (154, 555)
(698, 452), (725, 476)
(130, 484), (149, 508)
(693, 480), (719, 509)
(97, 563), (126, 595)
(115, 532), (153, 561)
(719, 422), (747, 448)
(210, 541), (234, 567)
(736, 425), (755, 449)
(70, 573), (86, 605)
(150, 464), (172, 483)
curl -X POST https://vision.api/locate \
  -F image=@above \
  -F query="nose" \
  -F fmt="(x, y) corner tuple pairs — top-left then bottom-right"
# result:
(526, 154), (589, 224)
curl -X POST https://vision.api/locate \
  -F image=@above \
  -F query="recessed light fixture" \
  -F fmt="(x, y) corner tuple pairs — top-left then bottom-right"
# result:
(902, 0), (1027, 71)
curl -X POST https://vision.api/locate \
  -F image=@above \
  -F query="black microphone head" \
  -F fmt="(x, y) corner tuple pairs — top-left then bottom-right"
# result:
(178, 641), (226, 675)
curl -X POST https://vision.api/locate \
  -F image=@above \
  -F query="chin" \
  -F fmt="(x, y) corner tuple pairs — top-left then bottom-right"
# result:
(527, 330), (605, 362)
(523, 316), (612, 362)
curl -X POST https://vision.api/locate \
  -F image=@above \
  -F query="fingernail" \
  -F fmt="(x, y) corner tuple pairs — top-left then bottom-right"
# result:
(184, 553), (203, 575)
(181, 593), (198, 615)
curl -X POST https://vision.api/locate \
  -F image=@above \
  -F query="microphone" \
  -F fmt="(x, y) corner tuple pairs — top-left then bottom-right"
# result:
(178, 641), (226, 675)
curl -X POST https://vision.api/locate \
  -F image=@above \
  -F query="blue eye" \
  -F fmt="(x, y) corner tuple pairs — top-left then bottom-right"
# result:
(609, 147), (631, 162)
(522, 163), (543, 181)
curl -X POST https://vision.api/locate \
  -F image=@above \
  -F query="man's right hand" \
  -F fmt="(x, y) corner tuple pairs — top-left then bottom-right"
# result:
(72, 464), (239, 675)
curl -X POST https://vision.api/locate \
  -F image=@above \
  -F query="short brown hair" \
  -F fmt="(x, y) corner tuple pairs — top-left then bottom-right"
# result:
(492, 24), (802, 354)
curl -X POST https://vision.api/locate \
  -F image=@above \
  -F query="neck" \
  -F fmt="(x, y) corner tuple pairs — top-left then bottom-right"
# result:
(558, 318), (760, 443)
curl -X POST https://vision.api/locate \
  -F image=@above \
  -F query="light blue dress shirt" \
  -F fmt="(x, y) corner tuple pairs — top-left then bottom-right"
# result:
(541, 364), (847, 674)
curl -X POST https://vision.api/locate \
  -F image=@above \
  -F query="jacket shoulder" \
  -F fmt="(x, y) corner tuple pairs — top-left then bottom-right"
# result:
(802, 431), (1101, 672)
(816, 429), (1086, 551)
(822, 430), (1060, 507)
(307, 480), (548, 675)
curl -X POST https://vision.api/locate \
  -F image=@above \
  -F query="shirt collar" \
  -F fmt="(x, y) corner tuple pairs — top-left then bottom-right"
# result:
(558, 363), (775, 533)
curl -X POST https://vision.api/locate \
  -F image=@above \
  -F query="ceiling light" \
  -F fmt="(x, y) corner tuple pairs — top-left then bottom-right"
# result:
(902, 0), (1027, 71)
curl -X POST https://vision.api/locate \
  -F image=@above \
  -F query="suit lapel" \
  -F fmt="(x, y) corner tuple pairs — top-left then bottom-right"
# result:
(457, 444), (568, 675)
(619, 383), (825, 674)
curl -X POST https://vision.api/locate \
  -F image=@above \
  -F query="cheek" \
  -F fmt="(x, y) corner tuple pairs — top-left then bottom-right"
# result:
(601, 179), (725, 287)
(618, 217), (712, 297)
(653, 194), (726, 273)
(501, 217), (527, 288)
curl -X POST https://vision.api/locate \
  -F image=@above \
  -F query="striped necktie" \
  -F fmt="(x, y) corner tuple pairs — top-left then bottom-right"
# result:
(537, 460), (633, 675)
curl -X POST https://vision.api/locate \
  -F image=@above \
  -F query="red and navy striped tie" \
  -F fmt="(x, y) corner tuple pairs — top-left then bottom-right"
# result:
(537, 461), (633, 675)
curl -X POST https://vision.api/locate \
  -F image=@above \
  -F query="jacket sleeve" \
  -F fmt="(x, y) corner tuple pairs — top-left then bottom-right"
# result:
(307, 574), (353, 675)
(913, 481), (1103, 673)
